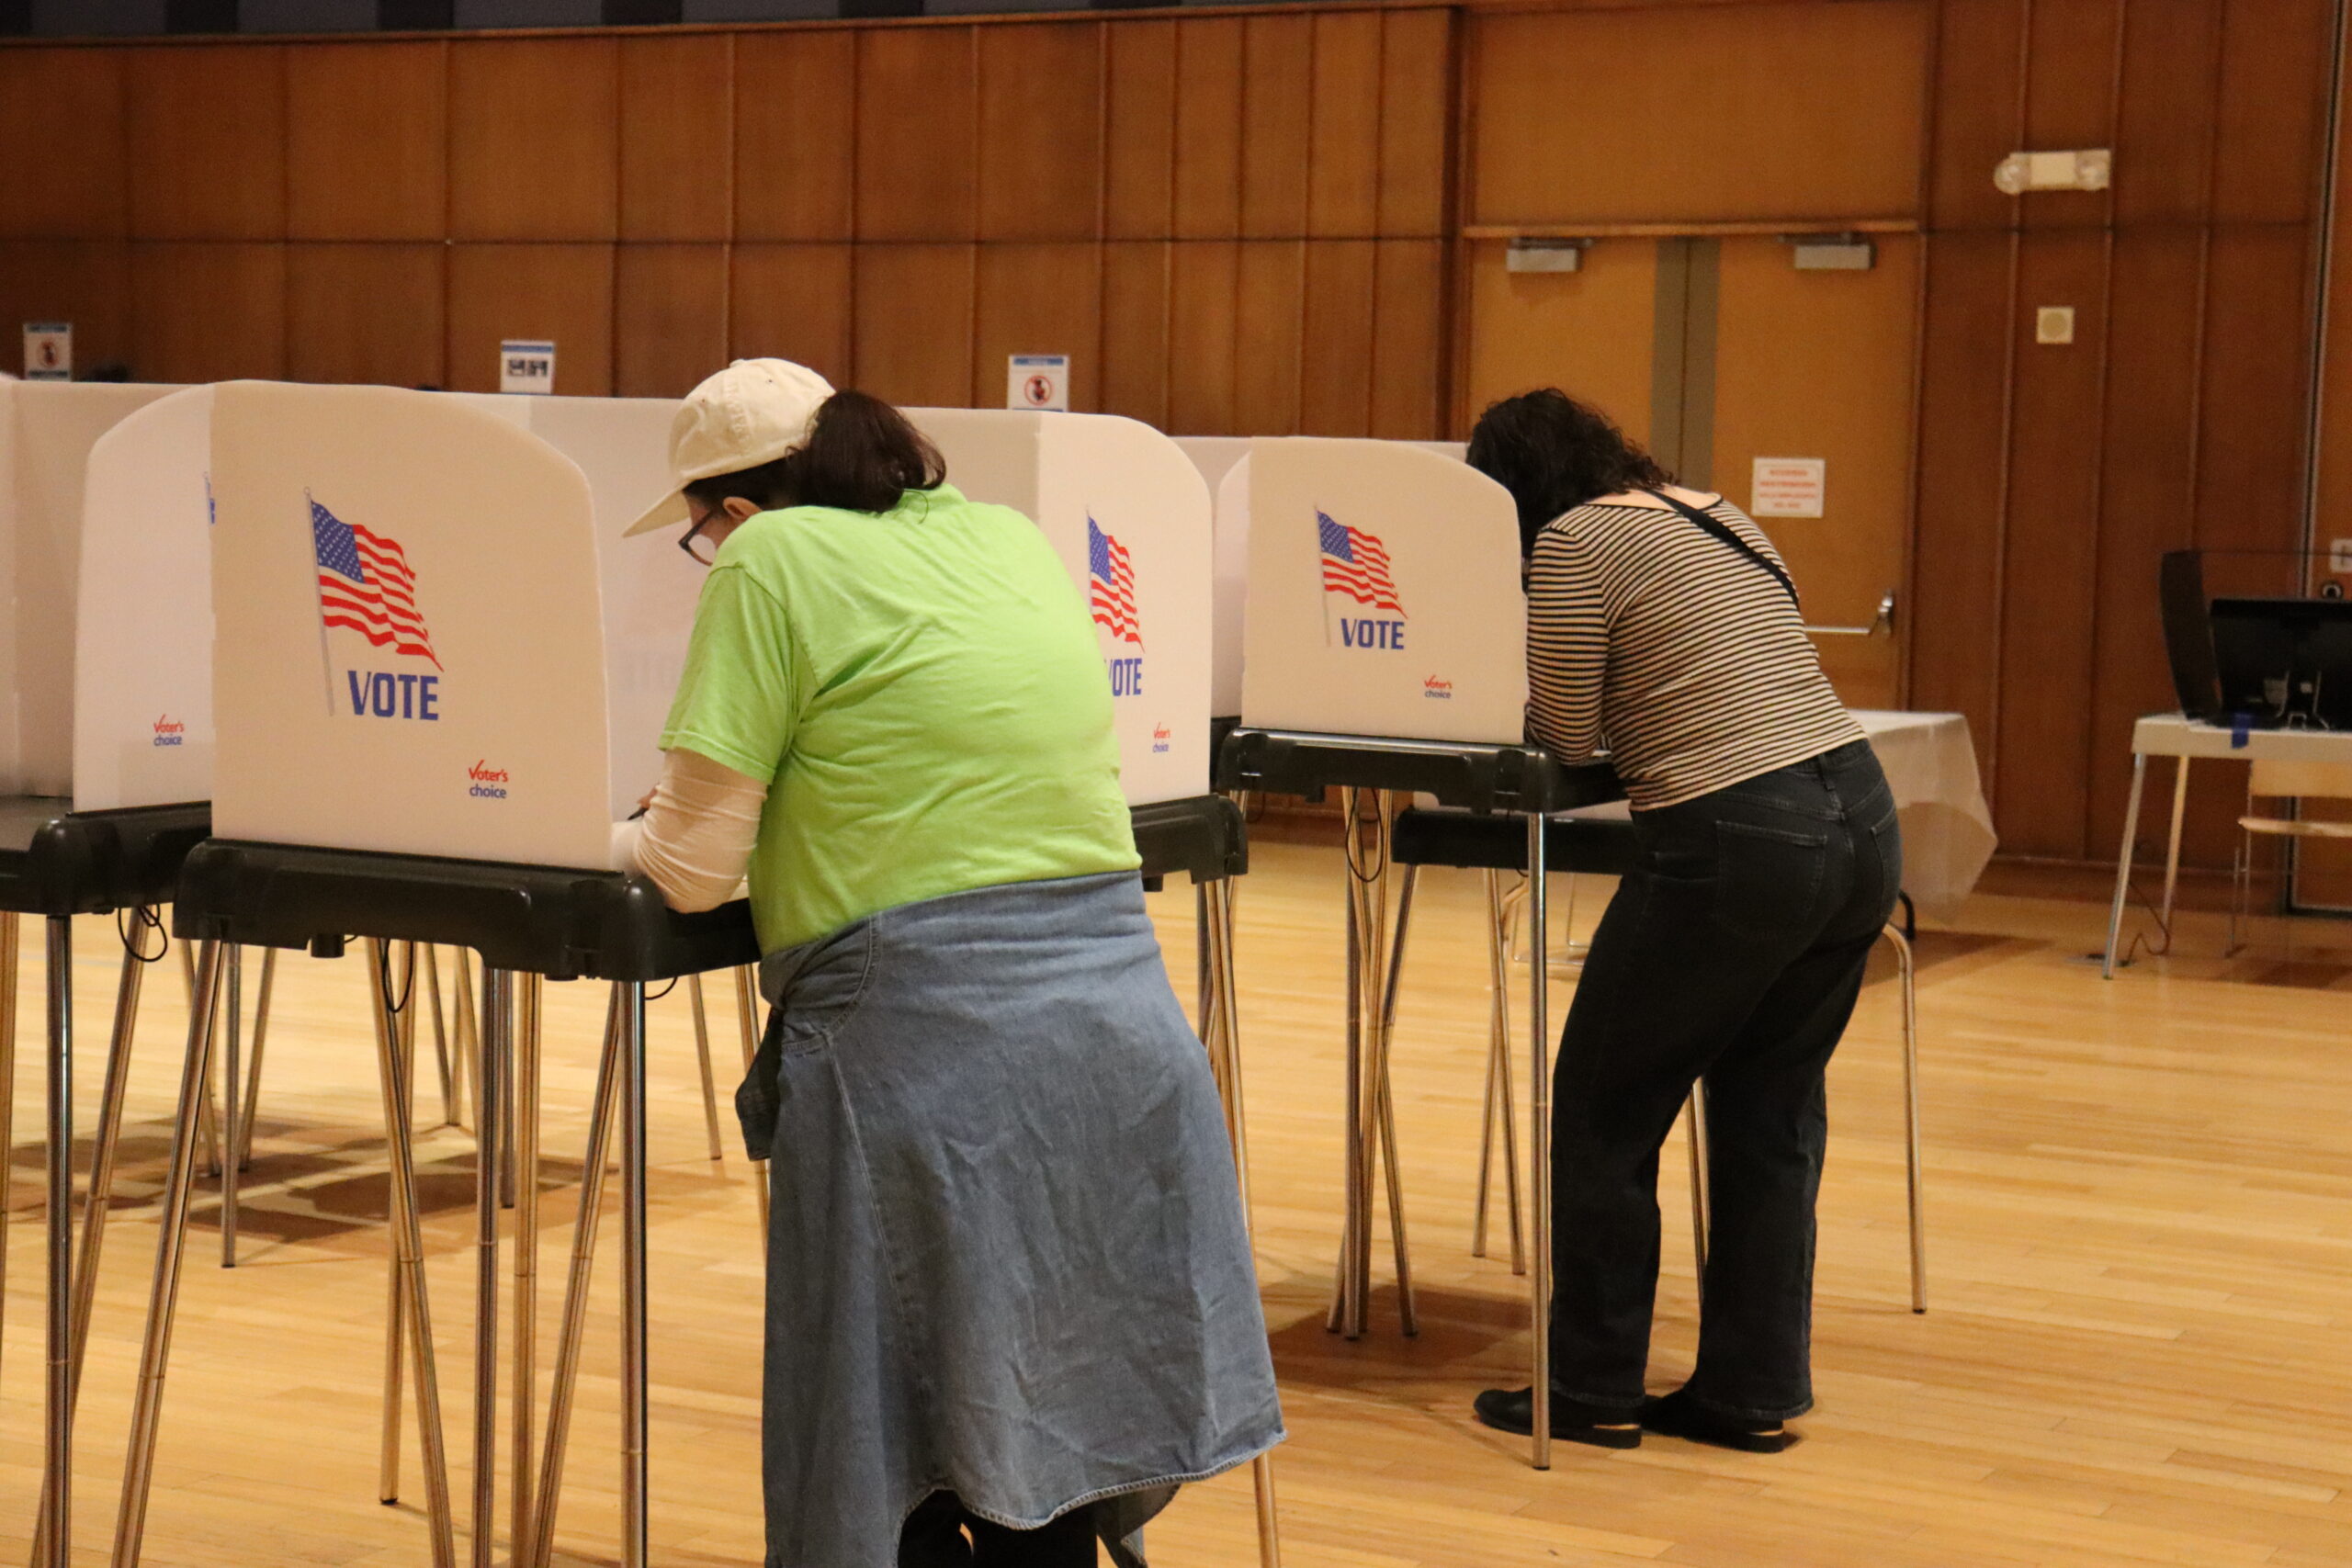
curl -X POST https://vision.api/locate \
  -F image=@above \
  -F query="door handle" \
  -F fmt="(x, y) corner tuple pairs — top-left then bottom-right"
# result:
(1804, 592), (1896, 638)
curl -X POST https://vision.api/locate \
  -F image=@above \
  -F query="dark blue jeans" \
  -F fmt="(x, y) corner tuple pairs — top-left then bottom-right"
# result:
(1550, 739), (1901, 1421)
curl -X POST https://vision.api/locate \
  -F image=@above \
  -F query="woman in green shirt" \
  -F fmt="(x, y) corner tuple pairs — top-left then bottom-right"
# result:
(618, 361), (1282, 1568)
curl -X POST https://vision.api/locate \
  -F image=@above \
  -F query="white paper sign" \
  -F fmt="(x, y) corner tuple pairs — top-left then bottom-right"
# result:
(23, 322), (71, 381)
(500, 339), (556, 395)
(1750, 457), (1826, 518)
(1008, 355), (1069, 412)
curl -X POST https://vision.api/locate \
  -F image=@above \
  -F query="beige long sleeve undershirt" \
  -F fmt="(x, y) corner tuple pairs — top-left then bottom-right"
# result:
(610, 747), (769, 913)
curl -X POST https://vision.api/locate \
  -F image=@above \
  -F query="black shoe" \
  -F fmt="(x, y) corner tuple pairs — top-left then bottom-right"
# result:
(1472, 1387), (1643, 1449)
(1637, 1390), (1798, 1453)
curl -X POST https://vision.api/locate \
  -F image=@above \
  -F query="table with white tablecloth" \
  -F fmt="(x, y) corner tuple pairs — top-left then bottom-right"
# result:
(1548, 709), (1997, 919)
(1852, 709), (1999, 920)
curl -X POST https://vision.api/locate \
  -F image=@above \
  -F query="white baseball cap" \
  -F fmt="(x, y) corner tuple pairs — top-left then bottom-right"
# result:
(624, 357), (836, 536)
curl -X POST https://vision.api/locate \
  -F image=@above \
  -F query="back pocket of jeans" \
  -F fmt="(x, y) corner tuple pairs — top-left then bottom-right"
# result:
(1714, 819), (1829, 941)
(1864, 805), (1903, 925)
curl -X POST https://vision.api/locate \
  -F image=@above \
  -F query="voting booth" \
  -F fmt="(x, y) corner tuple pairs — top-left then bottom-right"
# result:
(917, 408), (1214, 807)
(113, 382), (756, 1568)
(2, 379), (182, 793)
(1178, 437), (1467, 722)
(1213, 436), (1616, 1471)
(0, 378), (216, 1568)
(1238, 439), (1524, 744)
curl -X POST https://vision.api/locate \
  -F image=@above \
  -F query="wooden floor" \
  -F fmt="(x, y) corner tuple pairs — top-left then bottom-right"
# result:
(0, 842), (2347, 1566)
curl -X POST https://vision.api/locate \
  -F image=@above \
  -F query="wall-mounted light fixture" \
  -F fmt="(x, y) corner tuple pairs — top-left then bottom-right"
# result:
(1994, 149), (2112, 194)
(1781, 234), (1875, 271)
(1505, 237), (1593, 274)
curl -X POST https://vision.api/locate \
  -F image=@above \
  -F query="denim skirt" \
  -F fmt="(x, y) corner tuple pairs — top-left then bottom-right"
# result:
(736, 871), (1284, 1568)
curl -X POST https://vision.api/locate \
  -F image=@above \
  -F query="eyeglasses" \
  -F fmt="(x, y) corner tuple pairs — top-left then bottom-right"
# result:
(680, 504), (719, 567)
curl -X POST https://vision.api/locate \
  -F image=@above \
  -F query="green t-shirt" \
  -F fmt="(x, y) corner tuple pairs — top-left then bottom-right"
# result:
(659, 483), (1140, 953)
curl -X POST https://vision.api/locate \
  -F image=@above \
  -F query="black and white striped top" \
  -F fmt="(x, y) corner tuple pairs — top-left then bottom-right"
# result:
(1526, 490), (1861, 810)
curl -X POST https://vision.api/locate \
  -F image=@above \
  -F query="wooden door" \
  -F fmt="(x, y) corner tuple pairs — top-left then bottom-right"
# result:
(1713, 234), (1919, 710)
(1464, 232), (1921, 712)
(1464, 236), (1656, 444)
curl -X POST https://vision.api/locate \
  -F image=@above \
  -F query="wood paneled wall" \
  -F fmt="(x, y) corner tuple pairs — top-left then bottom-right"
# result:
(1465, 3), (1933, 230)
(1908, 0), (2335, 871)
(5, 0), (2348, 882)
(0, 9), (1453, 436)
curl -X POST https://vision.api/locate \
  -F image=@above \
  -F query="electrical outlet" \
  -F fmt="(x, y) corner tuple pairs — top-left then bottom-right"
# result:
(2330, 537), (2352, 573)
(2036, 307), (2075, 344)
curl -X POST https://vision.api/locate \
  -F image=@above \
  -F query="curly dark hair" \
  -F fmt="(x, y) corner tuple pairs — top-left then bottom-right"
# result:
(684, 388), (946, 517)
(1466, 389), (1673, 557)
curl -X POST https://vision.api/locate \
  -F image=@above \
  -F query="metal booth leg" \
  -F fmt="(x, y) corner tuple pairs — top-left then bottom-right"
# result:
(685, 973), (725, 1162)
(2102, 753), (2149, 978)
(40, 915), (74, 1568)
(1373, 863), (1419, 1337)
(1883, 924), (1927, 1314)
(32, 929), (153, 1565)
(1329, 788), (1412, 1339)
(176, 941), (223, 1179)
(221, 945), (243, 1265)
(513, 975), (544, 1563)
(422, 944), (458, 1128)
(529, 987), (624, 1568)
(452, 947), (480, 1129)
(0, 911), (17, 1393)
(235, 948), (278, 1168)
(1472, 873), (1527, 1274)
(1525, 813), (1553, 1472)
(365, 940), (460, 1568)
(1199, 878), (1282, 1568)
(1336, 789), (1374, 1335)
(472, 967), (512, 1568)
(620, 979), (651, 1568)
(378, 942), (431, 1506)
(534, 976), (652, 1568)
(1328, 789), (1366, 1337)
(379, 943), (416, 1506)
(111, 939), (224, 1568)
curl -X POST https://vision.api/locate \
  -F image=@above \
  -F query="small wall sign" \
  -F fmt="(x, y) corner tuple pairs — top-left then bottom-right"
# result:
(1008, 354), (1069, 412)
(499, 339), (556, 395)
(23, 321), (72, 381)
(1750, 457), (1826, 519)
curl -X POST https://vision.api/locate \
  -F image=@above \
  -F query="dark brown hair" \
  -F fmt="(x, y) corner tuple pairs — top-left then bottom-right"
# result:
(684, 389), (947, 517)
(1466, 388), (1673, 557)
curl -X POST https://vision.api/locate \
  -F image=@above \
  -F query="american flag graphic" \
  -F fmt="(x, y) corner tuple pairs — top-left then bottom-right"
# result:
(1088, 516), (1142, 648)
(1318, 511), (1405, 615)
(312, 498), (441, 669)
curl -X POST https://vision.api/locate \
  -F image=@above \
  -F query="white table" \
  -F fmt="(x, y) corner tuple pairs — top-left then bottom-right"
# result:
(1551, 709), (1996, 919)
(1854, 710), (1997, 919)
(2101, 714), (2352, 976)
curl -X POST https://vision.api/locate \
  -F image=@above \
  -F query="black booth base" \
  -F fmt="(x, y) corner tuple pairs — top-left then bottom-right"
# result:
(173, 798), (1243, 979)
(1215, 727), (1623, 815)
(172, 840), (759, 982)
(1131, 795), (1247, 889)
(1392, 808), (1638, 876)
(0, 798), (211, 917)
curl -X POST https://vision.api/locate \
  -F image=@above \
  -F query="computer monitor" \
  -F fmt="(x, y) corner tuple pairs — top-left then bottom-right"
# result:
(2159, 550), (2222, 721)
(2209, 596), (2352, 729)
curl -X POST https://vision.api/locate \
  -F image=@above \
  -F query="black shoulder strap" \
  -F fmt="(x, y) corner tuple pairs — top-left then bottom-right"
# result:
(1640, 490), (1800, 610)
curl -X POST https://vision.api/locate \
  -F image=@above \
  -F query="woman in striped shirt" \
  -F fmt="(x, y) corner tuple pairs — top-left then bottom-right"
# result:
(1466, 389), (1900, 1454)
